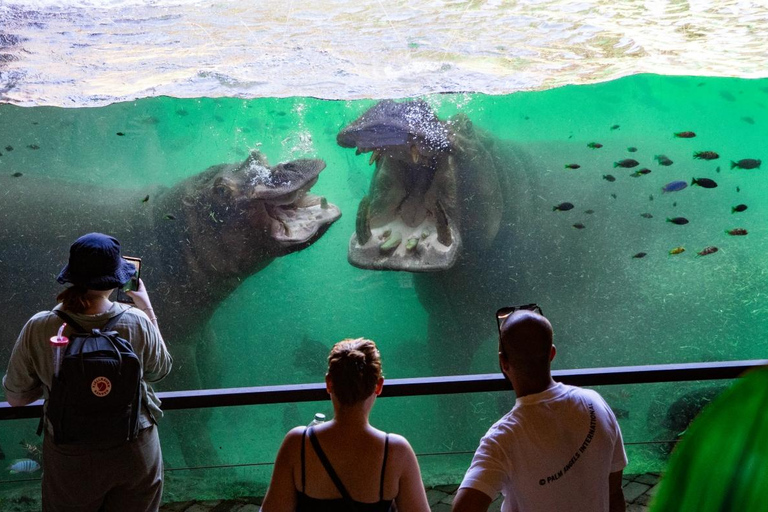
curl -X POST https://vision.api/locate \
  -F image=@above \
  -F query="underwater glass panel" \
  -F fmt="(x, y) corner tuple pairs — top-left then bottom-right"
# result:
(1, 73), (765, 476)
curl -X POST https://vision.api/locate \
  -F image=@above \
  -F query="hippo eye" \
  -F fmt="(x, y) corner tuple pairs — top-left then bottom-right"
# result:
(215, 185), (230, 197)
(283, 163), (296, 171)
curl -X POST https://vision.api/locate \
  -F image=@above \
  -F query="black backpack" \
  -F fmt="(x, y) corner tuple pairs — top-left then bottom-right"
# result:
(42, 310), (143, 445)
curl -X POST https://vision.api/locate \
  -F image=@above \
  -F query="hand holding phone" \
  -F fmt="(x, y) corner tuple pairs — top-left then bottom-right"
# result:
(116, 256), (141, 304)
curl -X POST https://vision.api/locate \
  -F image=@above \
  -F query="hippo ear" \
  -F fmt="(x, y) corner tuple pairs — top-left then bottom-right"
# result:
(182, 195), (197, 207)
(245, 149), (269, 167)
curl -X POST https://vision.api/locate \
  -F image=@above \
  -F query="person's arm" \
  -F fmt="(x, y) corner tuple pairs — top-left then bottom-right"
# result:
(128, 279), (172, 382)
(4, 388), (40, 407)
(260, 427), (303, 512)
(391, 435), (430, 512)
(3, 316), (44, 406)
(609, 470), (625, 512)
(126, 279), (159, 330)
(453, 488), (493, 512)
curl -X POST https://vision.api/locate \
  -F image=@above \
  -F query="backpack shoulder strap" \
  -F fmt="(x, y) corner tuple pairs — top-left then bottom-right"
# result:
(52, 310), (85, 333)
(307, 426), (358, 509)
(102, 310), (128, 331)
(53, 309), (128, 333)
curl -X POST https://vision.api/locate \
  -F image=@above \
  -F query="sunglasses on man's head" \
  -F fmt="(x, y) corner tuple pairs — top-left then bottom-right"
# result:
(496, 303), (543, 330)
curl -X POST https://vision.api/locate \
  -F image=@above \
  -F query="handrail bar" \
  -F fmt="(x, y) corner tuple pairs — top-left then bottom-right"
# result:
(2, 359), (765, 421)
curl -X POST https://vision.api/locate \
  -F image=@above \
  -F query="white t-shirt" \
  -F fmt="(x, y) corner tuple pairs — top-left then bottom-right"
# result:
(460, 382), (627, 512)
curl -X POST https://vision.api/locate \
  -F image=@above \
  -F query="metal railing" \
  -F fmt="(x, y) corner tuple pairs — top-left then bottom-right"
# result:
(2, 359), (765, 420)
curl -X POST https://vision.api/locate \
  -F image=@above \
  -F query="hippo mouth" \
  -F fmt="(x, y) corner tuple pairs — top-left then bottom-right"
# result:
(264, 185), (341, 246)
(233, 152), (341, 246)
(338, 102), (461, 272)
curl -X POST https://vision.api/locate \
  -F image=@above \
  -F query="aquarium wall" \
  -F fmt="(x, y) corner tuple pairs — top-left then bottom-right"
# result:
(1, 75), (766, 503)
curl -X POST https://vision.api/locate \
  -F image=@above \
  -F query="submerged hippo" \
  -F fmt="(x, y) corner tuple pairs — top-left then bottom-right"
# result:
(338, 100), (546, 373)
(0, 149), (341, 465)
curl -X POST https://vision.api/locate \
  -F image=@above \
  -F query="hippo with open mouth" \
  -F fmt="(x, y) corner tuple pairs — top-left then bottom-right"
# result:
(338, 99), (530, 274)
(0, 149), (341, 466)
(338, 100), (545, 376)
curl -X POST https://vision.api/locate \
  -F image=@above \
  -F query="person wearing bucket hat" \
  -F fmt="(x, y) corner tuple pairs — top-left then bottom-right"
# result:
(56, 232), (139, 291)
(3, 232), (172, 512)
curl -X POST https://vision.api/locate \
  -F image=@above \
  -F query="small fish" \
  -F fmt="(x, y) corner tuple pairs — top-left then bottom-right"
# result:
(584, 209), (595, 214)
(610, 193), (617, 199)
(693, 151), (719, 160)
(716, 166), (721, 173)
(4, 145), (13, 151)
(11, 172), (23, 177)
(8, 458), (40, 474)
(640, 213), (653, 219)
(674, 131), (696, 138)
(627, 147), (637, 152)
(731, 159), (761, 170)
(553, 202), (574, 212)
(614, 159), (639, 168)
(726, 228), (748, 236)
(293, 335), (330, 376)
(669, 246), (685, 255)
(26, 144), (40, 150)
(667, 217), (689, 225)
(649, 194), (654, 201)
(116, 132), (125, 136)
(631, 169), (651, 177)
(691, 177), (717, 188)
(602, 174), (616, 182)
(698, 246), (718, 256)
(176, 109), (189, 117)
(655, 155), (674, 166)
(572, 223), (586, 229)
(565, 163), (581, 169)
(673, 202), (677, 207)
(662, 180), (687, 193)
(610, 124), (620, 130)
(731, 204), (748, 213)
(613, 408), (630, 419)
(587, 142), (603, 149)
(164, 214), (177, 220)
(736, 186), (740, 193)
(741, 116), (755, 125)
(633, 252), (648, 259)
(142, 195), (150, 203)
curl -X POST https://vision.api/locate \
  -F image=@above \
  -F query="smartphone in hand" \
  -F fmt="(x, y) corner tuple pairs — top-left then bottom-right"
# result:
(115, 256), (141, 304)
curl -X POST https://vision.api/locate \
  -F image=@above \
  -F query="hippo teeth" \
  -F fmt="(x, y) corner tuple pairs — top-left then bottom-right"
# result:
(369, 149), (381, 166)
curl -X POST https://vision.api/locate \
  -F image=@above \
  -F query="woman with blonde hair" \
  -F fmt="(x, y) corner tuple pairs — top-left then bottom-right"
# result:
(261, 338), (430, 512)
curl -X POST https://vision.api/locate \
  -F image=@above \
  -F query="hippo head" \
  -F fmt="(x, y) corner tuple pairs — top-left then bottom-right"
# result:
(337, 100), (463, 272)
(174, 150), (341, 279)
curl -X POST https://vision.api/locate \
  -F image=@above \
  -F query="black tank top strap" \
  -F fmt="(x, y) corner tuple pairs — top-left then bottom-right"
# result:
(301, 427), (307, 493)
(379, 434), (390, 500)
(307, 426), (356, 504)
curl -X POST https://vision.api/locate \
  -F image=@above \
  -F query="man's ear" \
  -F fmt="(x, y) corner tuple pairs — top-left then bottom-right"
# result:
(550, 344), (557, 362)
(325, 374), (333, 395)
(375, 377), (384, 396)
(499, 352), (511, 373)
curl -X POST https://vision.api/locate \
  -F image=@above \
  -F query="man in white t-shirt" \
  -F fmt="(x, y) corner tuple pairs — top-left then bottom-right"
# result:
(453, 305), (627, 512)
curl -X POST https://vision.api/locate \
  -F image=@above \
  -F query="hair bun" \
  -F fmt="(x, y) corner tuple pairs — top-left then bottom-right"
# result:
(347, 349), (366, 372)
(327, 338), (383, 405)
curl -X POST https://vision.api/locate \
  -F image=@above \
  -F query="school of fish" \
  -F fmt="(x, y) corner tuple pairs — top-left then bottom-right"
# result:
(554, 129), (762, 259)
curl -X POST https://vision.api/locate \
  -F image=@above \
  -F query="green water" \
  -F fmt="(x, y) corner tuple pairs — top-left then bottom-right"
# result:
(1, 73), (767, 504)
